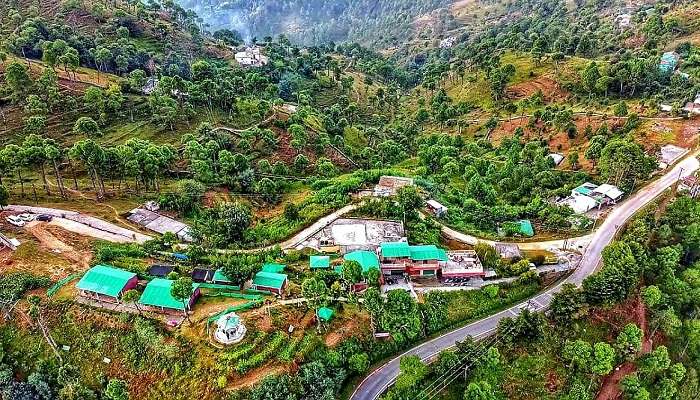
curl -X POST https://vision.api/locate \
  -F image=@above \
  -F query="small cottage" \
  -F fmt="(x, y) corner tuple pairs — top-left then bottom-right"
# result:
(76, 265), (138, 303)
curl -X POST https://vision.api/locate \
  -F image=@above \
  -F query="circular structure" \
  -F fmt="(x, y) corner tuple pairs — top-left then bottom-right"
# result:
(214, 312), (247, 345)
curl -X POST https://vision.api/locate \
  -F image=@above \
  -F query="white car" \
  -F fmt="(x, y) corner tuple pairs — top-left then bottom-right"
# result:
(17, 213), (35, 222)
(5, 216), (26, 227)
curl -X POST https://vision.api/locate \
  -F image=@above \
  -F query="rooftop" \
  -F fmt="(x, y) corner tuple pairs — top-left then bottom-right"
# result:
(76, 265), (136, 297)
(317, 307), (334, 322)
(409, 245), (448, 261)
(261, 263), (286, 273)
(441, 250), (484, 276)
(139, 278), (199, 310)
(213, 269), (232, 283)
(310, 218), (405, 252)
(592, 184), (624, 200)
(343, 251), (380, 272)
(253, 271), (287, 290)
(310, 255), (330, 269)
(381, 241), (411, 258)
(518, 220), (534, 237)
(426, 199), (447, 210)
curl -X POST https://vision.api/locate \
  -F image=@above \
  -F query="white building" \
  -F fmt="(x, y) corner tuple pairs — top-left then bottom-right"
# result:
(560, 182), (624, 214)
(426, 200), (448, 217)
(214, 312), (247, 345)
(439, 37), (457, 48)
(682, 94), (700, 115)
(548, 153), (565, 166)
(235, 46), (269, 68)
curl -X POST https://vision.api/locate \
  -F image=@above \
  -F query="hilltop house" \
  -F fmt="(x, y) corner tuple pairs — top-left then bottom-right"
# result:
(76, 265), (138, 303)
(426, 200), (448, 217)
(235, 46), (269, 67)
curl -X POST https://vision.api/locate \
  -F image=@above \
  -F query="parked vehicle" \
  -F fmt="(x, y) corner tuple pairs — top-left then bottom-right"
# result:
(17, 213), (35, 222)
(5, 216), (25, 227)
(36, 214), (53, 222)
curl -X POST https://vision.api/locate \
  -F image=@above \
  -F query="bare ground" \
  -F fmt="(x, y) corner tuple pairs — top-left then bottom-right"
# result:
(594, 297), (653, 400)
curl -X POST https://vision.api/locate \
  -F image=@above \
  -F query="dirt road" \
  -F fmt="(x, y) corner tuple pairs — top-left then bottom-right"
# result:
(24, 222), (92, 268)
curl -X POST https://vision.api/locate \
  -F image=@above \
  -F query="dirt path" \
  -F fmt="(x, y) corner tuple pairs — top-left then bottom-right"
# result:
(24, 221), (92, 268)
(227, 365), (289, 391)
(595, 299), (652, 400)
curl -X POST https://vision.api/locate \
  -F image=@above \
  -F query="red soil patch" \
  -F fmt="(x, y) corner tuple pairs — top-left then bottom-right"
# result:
(491, 116), (625, 172)
(506, 76), (571, 103)
(228, 365), (290, 390)
(594, 296), (654, 400)
(324, 311), (370, 347)
(267, 126), (354, 171)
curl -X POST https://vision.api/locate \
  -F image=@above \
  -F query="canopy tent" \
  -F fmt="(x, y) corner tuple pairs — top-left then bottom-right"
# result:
(261, 263), (286, 273)
(317, 307), (335, 322)
(342, 251), (380, 273)
(310, 255), (330, 269)
(76, 265), (137, 298)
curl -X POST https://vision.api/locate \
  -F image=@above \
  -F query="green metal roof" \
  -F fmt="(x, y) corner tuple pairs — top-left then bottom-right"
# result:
(253, 271), (287, 290)
(519, 220), (534, 237)
(213, 269), (232, 283)
(344, 251), (380, 272)
(261, 263), (286, 273)
(139, 278), (198, 310)
(573, 186), (593, 195)
(76, 265), (136, 298)
(317, 307), (334, 322)
(310, 256), (330, 269)
(409, 245), (448, 261)
(380, 242), (411, 258)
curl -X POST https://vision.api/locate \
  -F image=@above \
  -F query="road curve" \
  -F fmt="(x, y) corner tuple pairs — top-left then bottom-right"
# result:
(349, 153), (700, 400)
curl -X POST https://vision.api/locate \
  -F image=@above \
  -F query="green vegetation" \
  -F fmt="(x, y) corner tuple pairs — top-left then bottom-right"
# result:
(383, 195), (700, 400)
(3, 0), (700, 399)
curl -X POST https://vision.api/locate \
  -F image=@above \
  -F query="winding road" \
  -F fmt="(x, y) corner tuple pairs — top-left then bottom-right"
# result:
(349, 151), (700, 400)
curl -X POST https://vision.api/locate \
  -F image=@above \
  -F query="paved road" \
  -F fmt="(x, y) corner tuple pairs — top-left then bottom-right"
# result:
(350, 153), (700, 400)
(5, 205), (152, 243)
(439, 223), (593, 251)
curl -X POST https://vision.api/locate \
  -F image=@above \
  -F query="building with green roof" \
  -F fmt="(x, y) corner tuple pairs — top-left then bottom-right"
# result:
(139, 278), (201, 312)
(261, 263), (286, 273)
(380, 241), (411, 258)
(379, 242), (449, 277)
(213, 269), (234, 285)
(409, 245), (448, 262)
(317, 307), (334, 322)
(343, 251), (380, 273)
(518, 220), (534, 237)
(310, 256), (330, 269)
(252, 271), (288, 295)
(76, 265), (138, 301)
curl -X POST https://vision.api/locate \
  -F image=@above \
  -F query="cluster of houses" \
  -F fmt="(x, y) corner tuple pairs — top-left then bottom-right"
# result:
(559, 182), (624, 214)
(310, 239), (485, 285)
(76, 261), (289, 314)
